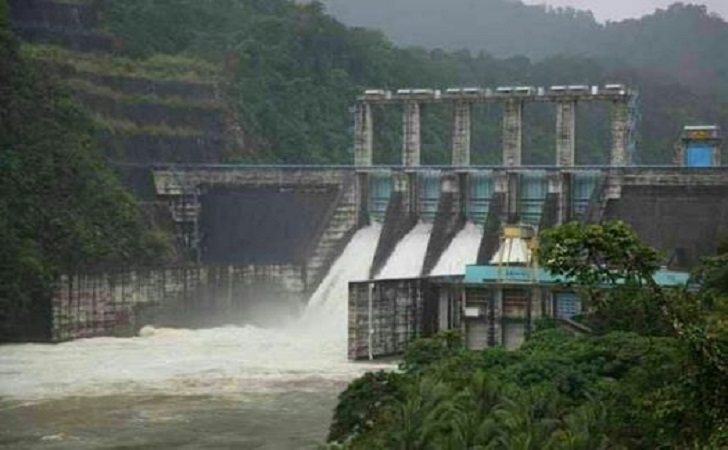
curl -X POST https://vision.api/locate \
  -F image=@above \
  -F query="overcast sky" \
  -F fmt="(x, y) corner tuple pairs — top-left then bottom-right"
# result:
(520, 0), (727, 22)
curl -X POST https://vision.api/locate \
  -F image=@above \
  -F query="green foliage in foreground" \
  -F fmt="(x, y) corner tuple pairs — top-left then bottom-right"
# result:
(329, 223), (728, 449)
(331, 332), (727, 449)
(330, 331), (717, 449)
(0, 24), (170, 341)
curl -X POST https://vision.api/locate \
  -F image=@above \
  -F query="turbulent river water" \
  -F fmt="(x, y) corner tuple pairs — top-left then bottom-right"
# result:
(0, 225), (391, 449)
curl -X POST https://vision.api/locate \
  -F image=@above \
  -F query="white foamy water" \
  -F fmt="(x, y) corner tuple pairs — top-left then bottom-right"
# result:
(0, 225), (387, 401)
(376, 222), (432, 280)
(299, 223), (382, 347)
(430, 222), (483, 276)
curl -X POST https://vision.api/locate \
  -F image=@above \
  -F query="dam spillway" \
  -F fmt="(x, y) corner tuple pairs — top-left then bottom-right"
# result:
(431, 222), (483, 276)
(20, 165), (726, 345)
(376, 222), (433, 280)
(8, 83), (727, 345)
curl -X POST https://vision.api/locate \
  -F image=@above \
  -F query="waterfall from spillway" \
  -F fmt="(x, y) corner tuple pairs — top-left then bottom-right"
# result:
(430, 222), (483, 276)
(0, 224), (386, 401)
(376, 222), (433, 280)
(299, 223), (382, 347)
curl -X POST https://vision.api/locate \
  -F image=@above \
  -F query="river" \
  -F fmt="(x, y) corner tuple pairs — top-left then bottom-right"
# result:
(0, 225), (391, 449)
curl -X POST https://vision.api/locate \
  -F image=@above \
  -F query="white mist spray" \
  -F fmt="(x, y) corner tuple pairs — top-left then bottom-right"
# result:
(0, 224), (387, 400)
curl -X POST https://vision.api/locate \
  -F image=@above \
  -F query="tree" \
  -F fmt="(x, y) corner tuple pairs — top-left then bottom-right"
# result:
(539, 221), (728, 443)
(328, 371), (406, 444)
(537, 221), (670, 334)
(0, 22), (169, 341)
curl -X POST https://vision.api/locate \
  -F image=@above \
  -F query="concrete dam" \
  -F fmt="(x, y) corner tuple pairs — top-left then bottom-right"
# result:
(153, 85), (725, 305)
(33, 84), (728, 343)
(155, 165), (728, 284)
(3, 85), (727, 449)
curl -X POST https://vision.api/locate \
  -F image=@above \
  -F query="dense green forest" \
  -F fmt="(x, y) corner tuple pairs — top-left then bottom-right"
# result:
(321, 1), (728, 97)
(0, 6), (169, 341)
(102, 0), (726, 166)
(327, 222), (728, 449)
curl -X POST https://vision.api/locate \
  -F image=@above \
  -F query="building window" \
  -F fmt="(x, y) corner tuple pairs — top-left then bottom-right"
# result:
(502, 289), (529, 319)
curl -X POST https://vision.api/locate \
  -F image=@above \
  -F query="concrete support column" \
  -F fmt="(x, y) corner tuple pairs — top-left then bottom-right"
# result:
(494, 170), (519, 223)
(458, 172), (469, 217)
(402, 102), (421, 167)
(354, 102), (373, 167)
(502, 100), (523, 167)
(392, 171), (417, 215)
(506, 171), (520, 223)
(407, 172), (419, 215)
(452, 101), (472, 167)
(356, 172), (370, 227)
(548, 171), (572, 224)
(611, 101), (629, 167)
(713, 144), (723, 166)
(556, 101), (577, 167)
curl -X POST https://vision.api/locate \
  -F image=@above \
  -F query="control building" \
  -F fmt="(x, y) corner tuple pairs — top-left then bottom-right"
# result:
(348, 223), (690, 360)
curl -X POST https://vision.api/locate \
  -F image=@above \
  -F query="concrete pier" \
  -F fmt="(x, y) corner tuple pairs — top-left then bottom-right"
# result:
(556, 101), (576, 166)
(546, 171), (571, 225)
(611, 101), (629, 166)
(354, 102), (373, 167)
(503, 100), (523, 167)
(403, 102), (421, 166)
(452, 101), (472, 166)
(370, 171), (418, 278)
(421, 173), (466, 276)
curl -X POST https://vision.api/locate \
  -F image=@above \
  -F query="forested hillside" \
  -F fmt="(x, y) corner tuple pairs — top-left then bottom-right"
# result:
(101, 0), (725, 165)
(0, 5), (169, 340)
(321, 0), (600, 60)
(321, 1), (728, 97)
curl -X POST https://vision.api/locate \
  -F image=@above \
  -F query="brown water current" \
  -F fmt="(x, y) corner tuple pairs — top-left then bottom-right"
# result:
(0, 225), (392, 449)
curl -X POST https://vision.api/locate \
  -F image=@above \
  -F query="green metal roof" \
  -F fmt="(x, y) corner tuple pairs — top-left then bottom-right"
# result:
(463, 265), (690, 287)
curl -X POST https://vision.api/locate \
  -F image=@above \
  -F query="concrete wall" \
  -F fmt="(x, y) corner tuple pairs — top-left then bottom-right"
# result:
(348, 279), (438, 360)
(349, 279), (567, 359)
(604, 184), (728, 268)
(51, 265), (306, 342)
(199, 186), (340, 265)
(476, 192), (506, 264)
(154, 169), (360, 292)
(156, 166), (728, 282)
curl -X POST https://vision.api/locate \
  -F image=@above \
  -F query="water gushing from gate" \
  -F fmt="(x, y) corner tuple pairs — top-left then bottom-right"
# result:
(376, 223), (433, 279)
(430, 222), (483, 276)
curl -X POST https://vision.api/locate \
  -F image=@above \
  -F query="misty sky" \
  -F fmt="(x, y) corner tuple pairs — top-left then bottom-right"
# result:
(521, 0), (727, 22)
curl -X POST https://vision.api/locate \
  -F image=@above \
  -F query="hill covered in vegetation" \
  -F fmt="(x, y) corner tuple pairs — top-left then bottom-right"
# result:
(0, 4), (170, 341)
(321, 0), (728, 97)
(95, 0), (725, 166)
